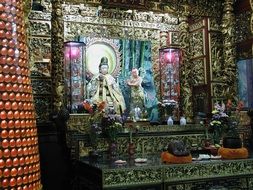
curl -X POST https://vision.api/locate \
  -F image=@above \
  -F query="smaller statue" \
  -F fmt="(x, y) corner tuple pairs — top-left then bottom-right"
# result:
(127, 68), (145, 120)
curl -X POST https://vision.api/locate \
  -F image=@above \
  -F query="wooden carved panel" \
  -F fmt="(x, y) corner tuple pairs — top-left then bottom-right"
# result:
(209, 32), (223, 82)
(29, 20), (51, 36)
(31, 79), (52, 95)
(191, 58), (206, 85)
(235, 11), (251, 43)
(190, 30), (204, 59)
(28, 37), (51, 62)
(34, 97), (53, 123)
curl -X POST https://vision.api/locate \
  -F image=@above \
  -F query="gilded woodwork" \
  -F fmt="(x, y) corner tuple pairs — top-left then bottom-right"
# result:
(28, 0), (239, 121)
(189, 31), (204, 59)
(209, 32), (223, 82)
(51, 0), (65, 112)
(235, 11), (251, 43)
(24, 0), (32, 19)
(103, 168), (163, 188)
(28, 12), (53, 122)
(63, 0), (222, 18)
(169, 32), (179, 46)
(208, 17), (221, 32)
(29, 20), (51, 36)
(178, 4), (193, 121)
(249, 177), (253, 188)
(101, 158), (253, 189)
(221, 0), (237, 100)
(211, 83), (226, 98)
(34, 97), (53, 123)
(28, 11), (51, 21)
(67, 114), (205, 134)
(28, 37), (51, 62)
(189, 19), (205, 33)
(188, 0), (222, 18)
(191, 59), (205, 85)
(41, 0), (52, 12)
(63, 4), (179, 102)
(189, 19), (206, 86)
(67, 114), (91, 133)
(31, 79), (52, 95)
(78, 134), (206, 157)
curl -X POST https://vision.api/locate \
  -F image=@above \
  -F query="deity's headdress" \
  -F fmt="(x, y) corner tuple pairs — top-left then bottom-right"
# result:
(132, 68), (139, 75)
(99, 57), (109, 68)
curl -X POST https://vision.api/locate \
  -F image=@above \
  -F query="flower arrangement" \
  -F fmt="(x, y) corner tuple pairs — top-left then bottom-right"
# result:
(224, 99), (244, 138)
(81, 100), (105, 150)
(101, 111), (123, 143)
(210, 102), (229, 144)
(209, 100), (244, 144)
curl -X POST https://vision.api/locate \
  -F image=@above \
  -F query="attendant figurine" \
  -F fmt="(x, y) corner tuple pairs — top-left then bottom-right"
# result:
(127, 68), (145, 120)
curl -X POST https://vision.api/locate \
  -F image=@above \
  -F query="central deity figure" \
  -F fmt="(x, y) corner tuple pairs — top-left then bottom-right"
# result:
(87, 57), (126, 114)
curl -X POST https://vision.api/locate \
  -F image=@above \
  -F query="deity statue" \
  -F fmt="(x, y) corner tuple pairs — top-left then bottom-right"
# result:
(127, 68), (145, 120)
(87, 57), (126, 115)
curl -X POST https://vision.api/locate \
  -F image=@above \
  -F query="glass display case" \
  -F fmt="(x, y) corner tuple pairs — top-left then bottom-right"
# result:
(159, 48), (181, 103)
(64, 41), (86, 112)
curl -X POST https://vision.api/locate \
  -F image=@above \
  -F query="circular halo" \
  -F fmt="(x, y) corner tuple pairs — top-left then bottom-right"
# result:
(86, 42), (117, 76)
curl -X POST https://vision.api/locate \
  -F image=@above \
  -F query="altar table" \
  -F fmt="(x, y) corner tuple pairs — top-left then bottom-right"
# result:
(72, 154), (253, 190)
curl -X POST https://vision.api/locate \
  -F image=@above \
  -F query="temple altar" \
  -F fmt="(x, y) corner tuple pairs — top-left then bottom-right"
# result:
(65, 111), (253, 190)
(23, 0), (253, 189)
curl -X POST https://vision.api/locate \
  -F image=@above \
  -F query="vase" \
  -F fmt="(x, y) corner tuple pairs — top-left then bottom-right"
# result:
(108, 142), (117, 159)
(180, 116), (186, 126)
(127, 143), (136, 159)
(167, 116), (173, 126)
(213, 126), (222, 144)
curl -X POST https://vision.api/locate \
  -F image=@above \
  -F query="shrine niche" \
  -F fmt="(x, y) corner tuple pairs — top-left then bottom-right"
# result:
(64, 36), (156, 117)
(62, 3), (181, 119)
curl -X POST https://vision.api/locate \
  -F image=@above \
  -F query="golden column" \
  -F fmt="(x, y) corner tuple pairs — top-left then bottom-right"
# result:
(51, 0), (65, 112)
(0, 1), (41, 189)
(178, 3), (193, 122)
(221, 0), (237, 100)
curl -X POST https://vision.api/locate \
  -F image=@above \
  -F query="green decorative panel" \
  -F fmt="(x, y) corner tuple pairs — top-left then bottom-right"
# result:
(67, 114), (91, 133)
(29, 20), (51, 36)
(164, 159), (253, 182)
(235, 11), (251, 43)
(191, 59), (206, 85)
(209, 32), (223, 82)
(249, 177), (253, 188)
(103, 167), (163, 188)
(34, 97), (52, 123)
(31, 79), (52, 95)
(165, 177), (250, 190)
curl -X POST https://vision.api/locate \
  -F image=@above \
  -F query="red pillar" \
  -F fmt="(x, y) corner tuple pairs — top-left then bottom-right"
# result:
(0, 1), (41, 189)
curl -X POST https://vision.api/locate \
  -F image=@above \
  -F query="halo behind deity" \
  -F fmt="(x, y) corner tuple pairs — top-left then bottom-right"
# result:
(85, 38), (121, 78)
